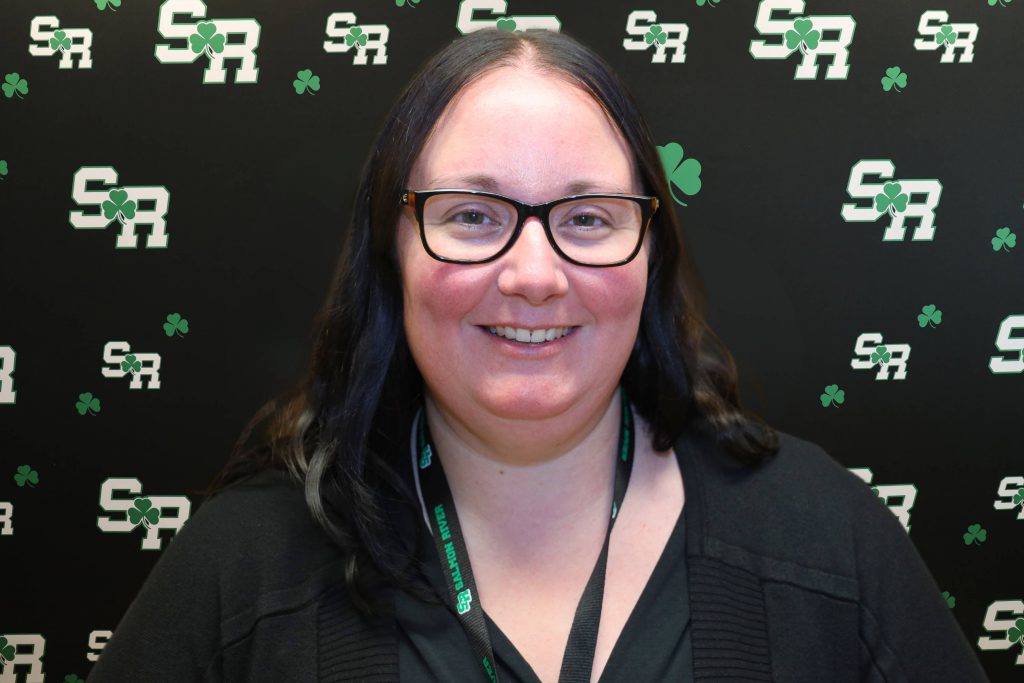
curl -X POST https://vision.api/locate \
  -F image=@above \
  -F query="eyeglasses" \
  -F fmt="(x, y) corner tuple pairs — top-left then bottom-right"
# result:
(400, 189), (659, 267)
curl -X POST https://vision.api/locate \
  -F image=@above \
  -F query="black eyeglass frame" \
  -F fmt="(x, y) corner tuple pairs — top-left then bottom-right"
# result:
(400, 189), (660, 267)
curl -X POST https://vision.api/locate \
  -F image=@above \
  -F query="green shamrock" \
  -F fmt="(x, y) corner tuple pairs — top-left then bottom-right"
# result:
(102, 188), (137, 223)
(121, 353), (142, 374)
(3, 73), (29, 99)
(1013, 490), (1023, 506)
(189, 21), (226, 57)
(941, 591), (956, 608)
(65, 675), (85, 683)
(75, 392), (101, 416)
(14, 464), (39, 488)
(49, 30), (72, 52)
(992, 226), (1017, 252)
(962, 523), (987, 546)
(293, 69), (320, 95)
(785, 18), (820, 54)
(934, 24), (958, 45)
(346, 27), (368, 47)
(870, 346), (891, 365)
(696, 0), (721, 6)
(874, 182), (909, 216)
(917, 304), (942, 328)
(496, 17), (517, 31)
(1009, 618), (1024, 644)
(128, 497), (161, 528)
(819, 384), (845, 408)
(163, 312), (190, 337)
(645, 25), (667, 45)
(657, 142), (702, 206)
(0, 160), (7, 179)
(988, 0), (1013, 6)
(881, 66), (907, 93)
(0, 636), (16, 662)
(95, 0), (122, 9)
(395, 0), (421, 6)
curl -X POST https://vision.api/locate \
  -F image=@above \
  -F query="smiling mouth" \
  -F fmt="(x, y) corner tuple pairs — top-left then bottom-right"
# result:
(483, 325), (577, 344)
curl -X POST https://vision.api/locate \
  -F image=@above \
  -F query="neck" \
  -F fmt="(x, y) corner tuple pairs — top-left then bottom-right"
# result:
(419, 389), (623, 546)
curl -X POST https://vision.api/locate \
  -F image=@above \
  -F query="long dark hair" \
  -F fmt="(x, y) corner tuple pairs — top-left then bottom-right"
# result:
(206, 28), (778, 614)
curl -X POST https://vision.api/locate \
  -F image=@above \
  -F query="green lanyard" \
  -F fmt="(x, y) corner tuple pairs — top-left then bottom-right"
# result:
(414, 388), (636, 682)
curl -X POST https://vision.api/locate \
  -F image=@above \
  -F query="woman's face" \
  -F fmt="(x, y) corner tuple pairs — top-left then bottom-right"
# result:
(396, 65), (649, 425)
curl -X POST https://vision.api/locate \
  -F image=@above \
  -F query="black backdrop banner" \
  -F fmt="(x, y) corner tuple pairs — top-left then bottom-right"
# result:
(1, 1), (1022, 681)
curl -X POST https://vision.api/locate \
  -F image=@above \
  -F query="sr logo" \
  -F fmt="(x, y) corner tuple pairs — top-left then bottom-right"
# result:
(323, 13), (389, 65)
(841, 160), (942, 242)
(0, 634), (45, 683)
(849, 468), (917, 532)
(850, 333), (910, 380)
(102, 341), (162, 390)
(622, 11), (688, 64)
(28, 16), (93, 69)
(97, 478), (191, 551)
(0, 346), (15, 405)
(749, 0), (855, 80)
(989, 315), (1024, 374)
(993, 476), (1024, 520)
(913, 11), (978, 64)
(977, 600), (1024, 666)
(456, 0), (561, 34)
(154, 0), (261, 84)
(69, 167), (170, 249)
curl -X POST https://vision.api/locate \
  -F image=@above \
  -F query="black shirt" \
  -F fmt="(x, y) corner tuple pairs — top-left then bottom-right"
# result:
(393, 434), (695, 682)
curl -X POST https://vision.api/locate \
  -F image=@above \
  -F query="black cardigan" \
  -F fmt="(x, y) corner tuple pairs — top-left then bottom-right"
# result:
(88, 429), (989, 682)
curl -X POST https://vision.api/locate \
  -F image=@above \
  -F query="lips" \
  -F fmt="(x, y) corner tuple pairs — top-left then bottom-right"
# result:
(480, 325), (578, 344)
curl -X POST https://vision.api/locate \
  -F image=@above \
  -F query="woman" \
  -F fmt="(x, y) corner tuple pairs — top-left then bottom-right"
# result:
(88, 29), (988, 682)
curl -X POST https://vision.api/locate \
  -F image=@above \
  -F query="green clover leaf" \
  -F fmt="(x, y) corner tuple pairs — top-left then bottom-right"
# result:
(657, 142), (702, 207)
(785, 17), (820, 54)
(95, 0), (122, 9)
(992, 226), (1017, 252)
(345, 27), (368, 47)
(881, 66), (907, 93)
(102, 188), (137, 222)
(396, 0), (421, 6)
(163, 312), (190, 337)
(1013, 490), (1024, 507)
(128, 497), (161, 528)
(696, 0), (722, 6)
(819, 384), (845, 408)
(495, 17), (517, 31)
(645, 25), (667, 45)
(0, 636), (16, 663)
(1009, 618), (1024, 644)
(14, 464), (39, 488)
(50, 30), (72, 52)
(121, 353), (142, 374)
(917, 304), (942, 328)
(988, 0), (1013, 6)
(189, 21), (226, 57)
(0, 160), (7, 179)
(870, 345), (891, 365)
(3, 73), (29, 99)
(962, 523), (987, 546)
(935, 24), (958, 45)
(941, 591), (956, 608)
(874, 182), (909, 216)
(65, 675), (86, 683)
(293, 69), (320, 95)
(75, 391), (101, 416)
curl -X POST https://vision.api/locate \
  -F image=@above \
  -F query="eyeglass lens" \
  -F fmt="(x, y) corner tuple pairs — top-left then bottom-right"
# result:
(421, 193), (644, 264)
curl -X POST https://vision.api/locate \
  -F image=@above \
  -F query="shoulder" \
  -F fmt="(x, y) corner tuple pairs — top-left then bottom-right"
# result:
(679, 428), (896, 584)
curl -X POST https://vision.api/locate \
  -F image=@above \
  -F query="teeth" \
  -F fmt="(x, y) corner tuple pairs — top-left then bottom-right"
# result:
(487, 326), (573, 343)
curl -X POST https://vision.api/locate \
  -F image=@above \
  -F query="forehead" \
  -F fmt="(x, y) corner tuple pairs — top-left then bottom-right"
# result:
(410, 66), (640, 200)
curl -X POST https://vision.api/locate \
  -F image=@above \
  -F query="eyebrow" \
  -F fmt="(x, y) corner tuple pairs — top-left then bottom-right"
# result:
(425, 174), (626, 195)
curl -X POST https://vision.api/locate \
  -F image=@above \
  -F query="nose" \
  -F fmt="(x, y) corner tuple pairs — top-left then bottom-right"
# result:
(496, 217), (569, 304)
